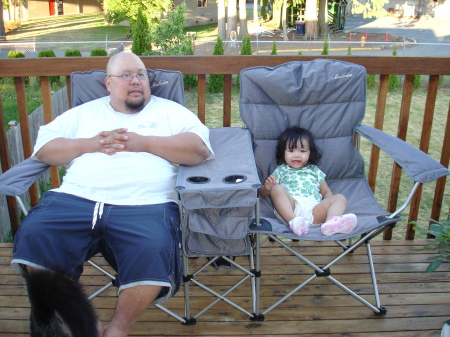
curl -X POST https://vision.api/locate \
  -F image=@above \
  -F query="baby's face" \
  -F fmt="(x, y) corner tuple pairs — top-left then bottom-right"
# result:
(284, 139), (310, 169)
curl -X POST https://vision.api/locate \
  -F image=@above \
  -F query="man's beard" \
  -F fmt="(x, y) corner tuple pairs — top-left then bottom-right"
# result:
(125, 97), (146, 113)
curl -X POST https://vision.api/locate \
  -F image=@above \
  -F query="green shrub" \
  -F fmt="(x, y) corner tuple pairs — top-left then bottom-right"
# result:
(207, 37), (225, 93)
(183, 40), (198, 90)
(240, 35), (252, 55)
(64, 49), (82, 57)
(90, 49), (108, 56)
(321, 37), (329, 55)
(37, 50), (57, 58)
(412, 201), (450, 273)
(297, 50), (302, 55)
(347, 46), (352, 55)
(271, 41), (277, 55)
(8, 51), (25, 58)
(2, 231), (13, 243)
(413, 74), (421, 89)
(7, 51), (28, 84)
(393, 45), (397, 56)
(37, 50), (59, 84)
(366, 74), (377, 89)
(388, 74), (399, 91)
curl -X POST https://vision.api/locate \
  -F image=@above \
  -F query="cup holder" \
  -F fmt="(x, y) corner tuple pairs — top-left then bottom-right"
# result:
(187, 176), (210, 184)
(223, 175), (247, 184)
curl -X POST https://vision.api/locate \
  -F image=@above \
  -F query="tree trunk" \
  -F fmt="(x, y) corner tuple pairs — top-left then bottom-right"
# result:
(272, 0), (283, 28)
(227, 0), (237, 40)
(22, 0), (28, 21)
(304, 0), (318, 40)
(218, 0), (226, 40)
(0, 5), (5, 40)
(318, 0), (328, 36)
(282, 0), (287, 41)
(239, 0), (248, 38)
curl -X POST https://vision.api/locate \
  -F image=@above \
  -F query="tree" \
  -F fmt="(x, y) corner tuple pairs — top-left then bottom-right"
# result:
(149, 2), (197, 56)
(238, 0), (248, 38)
(217, 0), (226, 40)
(104, 0), (171, 28)
(271, 40), (277, 55)
(240, 35), (252, 55)
(318, 0), (328, 35)
(304, 0), (318, 40)
(0, 2), (5, 40)
(207, 37), (225, 93)
(227, 0), (237, 40)
(131, 7), (151, 55)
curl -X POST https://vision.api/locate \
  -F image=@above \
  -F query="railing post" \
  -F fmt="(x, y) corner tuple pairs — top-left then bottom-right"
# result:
(384, 74), (414, 240)
(197, 74), (206, 124)
(368, 74), (388, 193)
(429, 100), (450, 237)
(0, 94), (20, 235)
(40, 76), (61, 189)
(406, 75), (439, 240)
(14, 77), (40, 208)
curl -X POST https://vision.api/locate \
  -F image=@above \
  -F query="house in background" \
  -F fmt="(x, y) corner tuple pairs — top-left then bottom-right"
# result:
(3, 0), (217, 27)
(176, 0), (218, 26)
(3, 0), (102, 21)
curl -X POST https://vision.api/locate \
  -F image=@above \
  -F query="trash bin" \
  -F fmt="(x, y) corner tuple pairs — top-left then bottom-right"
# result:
(296, 21), (305, 35)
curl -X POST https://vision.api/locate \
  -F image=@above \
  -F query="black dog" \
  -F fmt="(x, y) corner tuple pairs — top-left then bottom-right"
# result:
(25, 270), (99, 337)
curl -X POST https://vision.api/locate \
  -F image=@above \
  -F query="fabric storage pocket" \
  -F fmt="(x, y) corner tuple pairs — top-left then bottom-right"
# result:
(181, 207), (253, 257)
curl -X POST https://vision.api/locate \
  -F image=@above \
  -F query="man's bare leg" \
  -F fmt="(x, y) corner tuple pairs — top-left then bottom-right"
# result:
(102, 285), (162, 337)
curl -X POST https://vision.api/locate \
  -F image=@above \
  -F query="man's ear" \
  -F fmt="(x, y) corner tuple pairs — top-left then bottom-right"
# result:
(105, 76), (111, 92)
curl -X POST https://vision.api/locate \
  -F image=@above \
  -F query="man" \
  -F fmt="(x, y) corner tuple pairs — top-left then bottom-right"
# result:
(11, 51), (213, 337)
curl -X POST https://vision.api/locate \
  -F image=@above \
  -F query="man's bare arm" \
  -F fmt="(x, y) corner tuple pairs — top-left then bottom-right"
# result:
(111, 131), (211, 166)
(35, 128), (129, 166)
(37, 129), (210, 167)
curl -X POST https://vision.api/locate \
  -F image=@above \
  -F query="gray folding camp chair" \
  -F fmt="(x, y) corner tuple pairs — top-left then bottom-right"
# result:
(0, 67), (189, 323)
(239, 59), (449, 319)
(175, 126), (261, 323)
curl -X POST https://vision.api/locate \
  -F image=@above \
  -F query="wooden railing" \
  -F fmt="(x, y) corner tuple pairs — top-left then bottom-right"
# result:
(0, 56), (449, 240)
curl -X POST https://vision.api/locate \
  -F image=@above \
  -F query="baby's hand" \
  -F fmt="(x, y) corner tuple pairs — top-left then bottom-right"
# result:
(264, 175), (277, 191)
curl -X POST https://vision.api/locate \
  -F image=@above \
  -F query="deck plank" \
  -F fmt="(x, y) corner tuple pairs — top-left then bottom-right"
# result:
(0, 240), (448, 336)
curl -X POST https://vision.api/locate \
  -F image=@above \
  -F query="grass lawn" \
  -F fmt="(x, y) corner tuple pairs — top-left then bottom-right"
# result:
(5, 13), (218, 42)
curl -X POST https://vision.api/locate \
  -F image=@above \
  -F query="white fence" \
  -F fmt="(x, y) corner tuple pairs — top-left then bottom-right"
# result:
(193, 40), (450, 57)
(1, 40), (449, 58)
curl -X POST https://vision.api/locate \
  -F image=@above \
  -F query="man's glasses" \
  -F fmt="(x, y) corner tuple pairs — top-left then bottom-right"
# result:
(108, 73), (148, 81)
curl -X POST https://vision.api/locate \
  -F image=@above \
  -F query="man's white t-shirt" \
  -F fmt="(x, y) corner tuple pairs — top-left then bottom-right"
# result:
(32, 95), (214, 205)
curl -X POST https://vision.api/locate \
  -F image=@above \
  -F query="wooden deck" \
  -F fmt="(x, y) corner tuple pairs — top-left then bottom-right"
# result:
(1, 240), (449, 336)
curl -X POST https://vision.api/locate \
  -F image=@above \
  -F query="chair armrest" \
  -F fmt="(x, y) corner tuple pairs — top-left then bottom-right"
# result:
(0, 158), (50, 196)
(355, 125), (449, 183)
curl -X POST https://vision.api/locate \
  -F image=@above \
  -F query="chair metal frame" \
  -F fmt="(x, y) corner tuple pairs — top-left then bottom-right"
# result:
(238, 59), (449, 320)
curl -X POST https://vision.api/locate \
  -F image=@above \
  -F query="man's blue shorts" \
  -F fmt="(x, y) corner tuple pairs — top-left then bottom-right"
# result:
(11, 191), (182, 304)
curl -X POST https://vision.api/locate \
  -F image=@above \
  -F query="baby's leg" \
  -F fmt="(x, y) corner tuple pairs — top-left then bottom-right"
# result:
(312, 194), (347, 224)
(269, 185), (296, 223)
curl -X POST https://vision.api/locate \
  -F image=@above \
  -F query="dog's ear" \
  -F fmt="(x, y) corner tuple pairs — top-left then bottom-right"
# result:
(26, 270), (99, 337)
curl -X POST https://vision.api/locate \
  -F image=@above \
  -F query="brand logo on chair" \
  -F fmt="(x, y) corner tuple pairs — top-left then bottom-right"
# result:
(151, 80), (169, 88)
(332, 72), (353, 80)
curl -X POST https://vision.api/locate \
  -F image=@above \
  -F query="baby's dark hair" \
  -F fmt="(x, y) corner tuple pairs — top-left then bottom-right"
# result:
(275, 126), (322, 165)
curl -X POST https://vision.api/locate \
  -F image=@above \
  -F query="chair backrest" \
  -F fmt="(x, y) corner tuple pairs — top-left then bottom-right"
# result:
(239, 59), (367, 183)
(70, 69), (186, 107)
